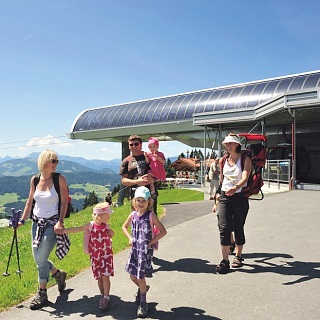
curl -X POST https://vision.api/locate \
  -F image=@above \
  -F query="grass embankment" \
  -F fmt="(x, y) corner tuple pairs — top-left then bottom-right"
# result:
(0, 188), (203, 311)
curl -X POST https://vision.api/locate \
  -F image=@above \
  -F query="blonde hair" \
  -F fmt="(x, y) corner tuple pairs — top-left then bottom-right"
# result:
(131, 198), (154, 211)
(38, 150), (59, 172)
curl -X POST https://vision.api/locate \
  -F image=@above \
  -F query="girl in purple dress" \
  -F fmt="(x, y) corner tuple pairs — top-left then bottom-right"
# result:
(122, 186), (167, 318)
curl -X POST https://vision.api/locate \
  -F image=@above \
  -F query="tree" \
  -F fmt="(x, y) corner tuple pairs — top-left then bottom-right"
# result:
(112, 184), (120, 196)
(83, 191), (99, 209)
(178, 152), (185, 159)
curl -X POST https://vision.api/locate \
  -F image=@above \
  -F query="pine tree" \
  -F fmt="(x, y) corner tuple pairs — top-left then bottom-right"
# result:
(82, 191), (99, 209)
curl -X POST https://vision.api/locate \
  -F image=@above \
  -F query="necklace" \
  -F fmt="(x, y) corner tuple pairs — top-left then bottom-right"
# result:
(40, 174), (52, 181)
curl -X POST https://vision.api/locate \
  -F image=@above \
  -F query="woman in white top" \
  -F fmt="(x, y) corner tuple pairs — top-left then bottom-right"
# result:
(18, 150), (68, 310)
(215, 133), (252, 274)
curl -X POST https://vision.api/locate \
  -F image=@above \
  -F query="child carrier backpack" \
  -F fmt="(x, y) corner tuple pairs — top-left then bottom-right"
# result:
(33, 172), (71, 218)
(221, 133), (267, 200)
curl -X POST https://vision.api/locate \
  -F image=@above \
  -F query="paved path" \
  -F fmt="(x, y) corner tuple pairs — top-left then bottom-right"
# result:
(1, 190), (319, 320)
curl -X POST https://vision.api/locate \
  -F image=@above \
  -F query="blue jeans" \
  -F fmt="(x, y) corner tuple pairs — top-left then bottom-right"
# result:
(32, 222), (57, 284)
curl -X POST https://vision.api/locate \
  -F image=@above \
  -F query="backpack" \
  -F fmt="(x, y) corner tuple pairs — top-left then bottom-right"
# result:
(83, 221), (94, 254)
(33, 172), (71, 218)
(220, 133), (267, 200)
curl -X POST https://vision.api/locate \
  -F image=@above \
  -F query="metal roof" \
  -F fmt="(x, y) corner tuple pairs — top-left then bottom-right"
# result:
(68, 70), (320, 142)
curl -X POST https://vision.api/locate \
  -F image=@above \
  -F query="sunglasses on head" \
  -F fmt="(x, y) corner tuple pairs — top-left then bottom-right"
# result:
(129, 142), (140, 147)
(228, 132), (240, 138)
(50, 159), (59, 164)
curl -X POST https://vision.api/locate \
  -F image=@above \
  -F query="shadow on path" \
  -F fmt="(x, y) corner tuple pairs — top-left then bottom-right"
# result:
(241, 252), (320, 285)
(34, 293), (221, 320)
(153, 257), (215, 274)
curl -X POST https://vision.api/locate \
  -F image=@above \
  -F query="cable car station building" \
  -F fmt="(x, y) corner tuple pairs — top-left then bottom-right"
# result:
(68, 70), (320, 186)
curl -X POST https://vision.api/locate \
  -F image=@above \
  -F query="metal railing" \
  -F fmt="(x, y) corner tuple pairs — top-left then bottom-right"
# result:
(263, 159), (291, 188)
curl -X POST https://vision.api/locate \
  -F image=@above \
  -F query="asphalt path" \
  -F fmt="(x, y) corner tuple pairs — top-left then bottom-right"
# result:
(1, 190), (319, 320)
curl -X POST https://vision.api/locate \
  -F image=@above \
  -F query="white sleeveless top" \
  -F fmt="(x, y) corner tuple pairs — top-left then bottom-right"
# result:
(221, 157), (246, 193)
(33, 185), (59, 219)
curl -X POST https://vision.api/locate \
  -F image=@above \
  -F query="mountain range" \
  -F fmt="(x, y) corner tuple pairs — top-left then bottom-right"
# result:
(0, 154), (123, 213)
(0, 153), (121, 176)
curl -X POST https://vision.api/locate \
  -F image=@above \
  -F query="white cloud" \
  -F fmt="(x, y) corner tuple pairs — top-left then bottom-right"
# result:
(26, 135), (71, 148)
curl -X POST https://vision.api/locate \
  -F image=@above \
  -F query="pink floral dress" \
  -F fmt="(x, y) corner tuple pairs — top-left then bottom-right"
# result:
(89, 223), (114, 279)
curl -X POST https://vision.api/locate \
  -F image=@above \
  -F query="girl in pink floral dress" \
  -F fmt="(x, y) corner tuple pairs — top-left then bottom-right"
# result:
(64, 202), (114, 310)
(144, 137), (166, 198)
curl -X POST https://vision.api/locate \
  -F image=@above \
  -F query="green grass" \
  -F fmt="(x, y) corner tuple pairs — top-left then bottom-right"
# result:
(70, 183), (111, 201)
(0, 188), (203, 311)
(0, 193), (20, 211)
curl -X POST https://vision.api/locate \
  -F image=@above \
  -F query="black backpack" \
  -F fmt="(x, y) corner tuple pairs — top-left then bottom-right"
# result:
(33, 172), (71, 218)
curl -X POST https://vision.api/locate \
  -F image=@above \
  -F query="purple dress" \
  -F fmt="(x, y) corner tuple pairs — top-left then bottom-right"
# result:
(125, 210), (153, 279)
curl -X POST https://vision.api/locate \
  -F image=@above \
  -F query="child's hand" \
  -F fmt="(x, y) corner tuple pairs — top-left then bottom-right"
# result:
(108, 229), (114, 238)
(129, 237), (133, 246)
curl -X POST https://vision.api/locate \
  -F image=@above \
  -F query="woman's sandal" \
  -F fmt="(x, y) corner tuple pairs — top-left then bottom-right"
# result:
(216, 259), (230, 274)
(232, 256), (244, 268)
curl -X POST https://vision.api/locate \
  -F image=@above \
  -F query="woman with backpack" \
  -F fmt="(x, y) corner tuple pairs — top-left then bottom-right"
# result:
(215, 133), (252, 274)
(17, 150), (69, 309)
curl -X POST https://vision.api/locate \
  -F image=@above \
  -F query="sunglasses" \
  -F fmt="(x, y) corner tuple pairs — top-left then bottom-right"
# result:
(129, 142), (140, 147)
(228, 132), (240, 138)
(50, 159), (59, 164)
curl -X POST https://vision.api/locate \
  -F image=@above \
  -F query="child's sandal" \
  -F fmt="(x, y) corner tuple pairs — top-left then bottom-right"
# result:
(232, 256), (244, 268)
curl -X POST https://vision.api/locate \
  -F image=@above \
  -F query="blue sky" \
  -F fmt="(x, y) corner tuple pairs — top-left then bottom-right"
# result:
(1, 0), (319, 160)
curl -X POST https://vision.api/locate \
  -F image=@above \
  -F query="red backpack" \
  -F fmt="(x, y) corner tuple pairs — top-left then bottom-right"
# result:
(220, 133), (267, 200)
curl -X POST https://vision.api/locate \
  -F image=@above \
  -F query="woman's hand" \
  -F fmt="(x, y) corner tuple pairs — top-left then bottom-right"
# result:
(54, 221), (65, 234)
(225, 186), (238, 197)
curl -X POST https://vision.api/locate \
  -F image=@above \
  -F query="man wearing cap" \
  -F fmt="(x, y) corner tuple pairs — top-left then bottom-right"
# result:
(119, 135), (158, 214)
(215, 133), (252, 274)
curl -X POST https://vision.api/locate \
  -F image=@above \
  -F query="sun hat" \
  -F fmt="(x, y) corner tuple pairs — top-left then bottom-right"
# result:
(148, 137), (159, 148)
(134, 186), (151, 200)
(222, 133), (241, 145)
(93, 203), (113, 215)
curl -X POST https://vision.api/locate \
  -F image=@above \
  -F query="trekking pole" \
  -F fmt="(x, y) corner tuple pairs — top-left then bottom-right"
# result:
(14, 227), (23, 277)
(3, 229), (16, 276)
(2, 208), (23, 278)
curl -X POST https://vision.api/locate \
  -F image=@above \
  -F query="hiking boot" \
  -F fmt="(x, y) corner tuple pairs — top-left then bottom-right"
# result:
(30, 289), (48, 310)
(151, 193), (157, 200)
(99, 296), (109, 309)
(137, 302), (149, 318)
(52, 269), (67, 293)
(135, 285), (150, 303)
